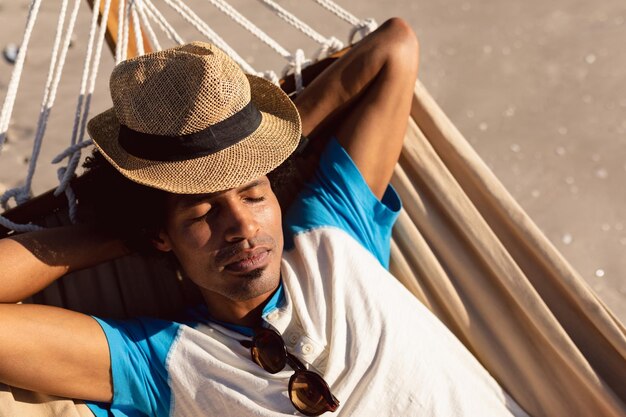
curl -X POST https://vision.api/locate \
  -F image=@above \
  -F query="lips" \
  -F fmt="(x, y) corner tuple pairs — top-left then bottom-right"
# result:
(222, 248), (271, 274)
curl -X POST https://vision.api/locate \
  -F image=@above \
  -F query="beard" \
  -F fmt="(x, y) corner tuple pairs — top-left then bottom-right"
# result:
(220, 264), (281, 302)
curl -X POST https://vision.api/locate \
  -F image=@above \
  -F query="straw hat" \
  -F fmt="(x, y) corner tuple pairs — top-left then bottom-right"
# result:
(87, 42), (301, 194)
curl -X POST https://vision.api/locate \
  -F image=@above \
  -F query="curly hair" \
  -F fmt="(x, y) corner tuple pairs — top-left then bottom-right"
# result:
(79, 150), (297, 255)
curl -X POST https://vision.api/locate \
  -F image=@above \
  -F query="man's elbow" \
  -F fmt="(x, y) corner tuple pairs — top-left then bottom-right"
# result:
(378, 18), (420, 77)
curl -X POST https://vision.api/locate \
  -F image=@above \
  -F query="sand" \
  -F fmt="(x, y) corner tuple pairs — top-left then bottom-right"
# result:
(0, 0), (624, 321)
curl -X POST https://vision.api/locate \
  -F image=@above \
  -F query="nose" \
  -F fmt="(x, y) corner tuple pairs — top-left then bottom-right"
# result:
(223, 200), (260, 243)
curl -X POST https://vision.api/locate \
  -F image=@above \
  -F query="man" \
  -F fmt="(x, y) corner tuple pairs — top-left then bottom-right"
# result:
(0, 19), (527, 416)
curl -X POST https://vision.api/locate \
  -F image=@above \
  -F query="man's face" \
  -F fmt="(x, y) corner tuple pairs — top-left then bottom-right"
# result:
(155, 176), (283, 305)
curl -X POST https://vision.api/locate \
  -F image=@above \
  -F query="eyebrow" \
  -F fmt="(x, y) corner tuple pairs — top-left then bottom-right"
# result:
(238, 179), (266, 193)
(175, 179), (267, 209)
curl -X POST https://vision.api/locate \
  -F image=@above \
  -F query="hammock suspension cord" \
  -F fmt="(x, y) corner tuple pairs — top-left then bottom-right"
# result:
(1, 0), (73, 212)
(134, 0), (162, 51)
(52, 0), (113, 227)
(143, 0), (185, 46)
(257, 0), (344, 61)
(0, 0), (71, 232)
(0, 0), (42, 157)
(117, 0), (129, 62)
(130, 0), (145, 56)
(161, 0), (258, 74)
(312, 0), (378, 43)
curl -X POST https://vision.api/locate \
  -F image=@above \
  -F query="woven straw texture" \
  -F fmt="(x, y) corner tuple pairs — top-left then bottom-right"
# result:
(88, 42), (301, 194)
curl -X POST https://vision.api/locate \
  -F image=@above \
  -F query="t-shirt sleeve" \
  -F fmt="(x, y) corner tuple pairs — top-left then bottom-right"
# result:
(85, 317), (181, 417)
(284, 137), (401, 268)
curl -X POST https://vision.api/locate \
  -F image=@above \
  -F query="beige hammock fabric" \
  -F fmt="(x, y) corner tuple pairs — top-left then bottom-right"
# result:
(2, 80), (625, 417)
(0, 385), (92, 417)
(389, 80), (626, 417)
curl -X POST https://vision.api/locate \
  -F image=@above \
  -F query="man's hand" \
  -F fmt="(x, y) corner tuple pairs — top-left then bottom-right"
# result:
(295, 18), (419, 199)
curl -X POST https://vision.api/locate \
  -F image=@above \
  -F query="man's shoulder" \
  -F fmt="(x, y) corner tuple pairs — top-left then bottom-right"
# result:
(284, 138), (401, 267)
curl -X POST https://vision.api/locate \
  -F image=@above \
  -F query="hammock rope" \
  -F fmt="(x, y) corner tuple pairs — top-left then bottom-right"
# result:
(0, 0), (42, 157)
(130, 1), (145, 56)
(122, 0), (133, 62)
(209, 0), (292, 60)
(313, 0), (361, 25)
(257, 0), (344, 60)
(143, 0), (185, 45)
(53, 0), (113, 226)
(348, 18), (378, 44)
(0, 0), (71, 232)
(312, 0), (378, 42)
(162, 0), (258, 74)
(204, 0), (309, 90)
(8, 0), (71, 206)
(135, 0), (162, 51)
(115, 0), (126, 63)
(28, 0), (83, 222)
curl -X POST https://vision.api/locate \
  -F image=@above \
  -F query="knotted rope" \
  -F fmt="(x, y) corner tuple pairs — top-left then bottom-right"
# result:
(283, 49), (309, 93)
(348, 18), (378, 44)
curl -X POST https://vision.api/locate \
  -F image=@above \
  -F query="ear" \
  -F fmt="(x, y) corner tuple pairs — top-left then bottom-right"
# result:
(152, 230), (173, 252)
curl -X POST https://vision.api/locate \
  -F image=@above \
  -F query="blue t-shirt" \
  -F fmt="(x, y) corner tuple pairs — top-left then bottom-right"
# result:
(87, 138), (401, 416)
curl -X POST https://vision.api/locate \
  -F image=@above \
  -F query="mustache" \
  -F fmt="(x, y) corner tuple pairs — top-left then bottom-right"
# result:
(214, 235), (276, 266)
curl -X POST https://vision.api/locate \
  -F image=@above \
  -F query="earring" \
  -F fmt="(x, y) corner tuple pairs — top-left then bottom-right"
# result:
(176, 269), (184, 282)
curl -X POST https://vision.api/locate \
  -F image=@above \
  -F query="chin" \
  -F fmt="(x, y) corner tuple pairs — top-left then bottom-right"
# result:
(224, 267), (280, 301)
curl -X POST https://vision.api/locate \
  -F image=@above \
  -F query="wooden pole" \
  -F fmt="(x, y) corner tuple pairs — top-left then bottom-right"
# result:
(85, 0), (153, 59)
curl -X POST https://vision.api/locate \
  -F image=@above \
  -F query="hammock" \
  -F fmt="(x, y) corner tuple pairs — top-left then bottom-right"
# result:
(0, 1), (624, 416)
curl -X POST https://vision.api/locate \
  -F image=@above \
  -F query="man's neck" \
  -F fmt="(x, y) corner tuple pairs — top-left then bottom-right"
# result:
(199, 286), (278, 329)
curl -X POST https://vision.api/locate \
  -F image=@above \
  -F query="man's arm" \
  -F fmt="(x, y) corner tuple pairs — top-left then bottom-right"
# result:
(0, 225), (129, 302)
(295, 18), (419, 199)
(0, 226), (129, 401)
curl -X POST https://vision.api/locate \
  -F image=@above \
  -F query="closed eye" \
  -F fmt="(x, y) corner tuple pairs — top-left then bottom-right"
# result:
(191, 212), (210, 222)
(189, 204), (214, 222)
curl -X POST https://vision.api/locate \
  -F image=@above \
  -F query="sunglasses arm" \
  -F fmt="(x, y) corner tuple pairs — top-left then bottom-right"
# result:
(285, 351), (307, 372)
(239, 339), (254, 349)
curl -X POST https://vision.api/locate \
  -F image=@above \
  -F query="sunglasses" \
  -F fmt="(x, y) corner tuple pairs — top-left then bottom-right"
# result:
(240, 328), (340, 416)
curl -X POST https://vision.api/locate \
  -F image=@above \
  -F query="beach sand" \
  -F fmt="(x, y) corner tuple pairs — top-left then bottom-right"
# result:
(0, 0), (624, 321)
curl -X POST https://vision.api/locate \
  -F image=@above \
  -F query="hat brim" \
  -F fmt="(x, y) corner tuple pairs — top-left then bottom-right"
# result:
(87, 74), (301, 194)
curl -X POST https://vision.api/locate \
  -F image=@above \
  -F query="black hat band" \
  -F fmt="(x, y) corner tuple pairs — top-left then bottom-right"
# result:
(118, 101), (262, 162)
